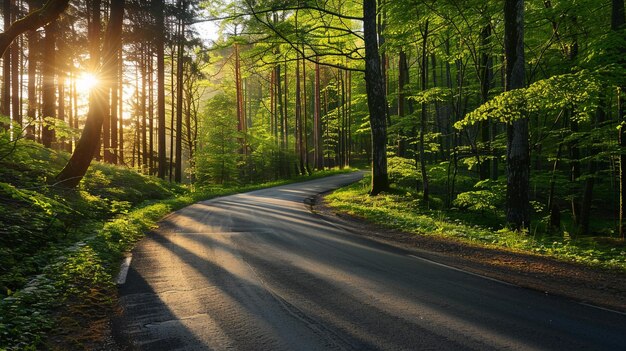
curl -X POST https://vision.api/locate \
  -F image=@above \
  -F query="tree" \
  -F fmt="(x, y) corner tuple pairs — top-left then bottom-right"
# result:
(504, 0), (529, 229)
(364, 0), (389, 195)
(155, 0), (167, 178)
(55, 0), (125, 187)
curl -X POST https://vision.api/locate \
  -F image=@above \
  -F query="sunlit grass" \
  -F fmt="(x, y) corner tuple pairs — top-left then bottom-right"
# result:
(326, 176), (626, 271)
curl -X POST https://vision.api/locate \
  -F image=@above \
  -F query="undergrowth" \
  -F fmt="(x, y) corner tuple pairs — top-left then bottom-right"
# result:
(326, 176), (626, 271)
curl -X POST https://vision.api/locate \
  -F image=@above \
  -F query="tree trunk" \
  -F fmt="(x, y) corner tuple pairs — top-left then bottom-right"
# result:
(10, 0), (20, 129)
(364, 0), (389, 195)
(314, 58), (323, 170)
(479, 22), (493, 180)
(110, 27), (120, 164)
(174, 0), (185, 182)
(41, 22), (56, 148)
(55, 0), (124, 187)
(419, 20), (430, 203)
(612, 0), (625, 238)
(118, 47), (124, 164)
(155, 0), (166, 178)
(148, 51), (155, 174)
(25, 0), (40, 140)
(141, 49), (148, 170)
(398, 50), (409, 158)
(2, 0), (11, 128)
(504, 0), (530, 230)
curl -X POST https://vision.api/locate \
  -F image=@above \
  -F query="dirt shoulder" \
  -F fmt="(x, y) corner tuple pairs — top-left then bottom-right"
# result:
(312, 194), (626, 314)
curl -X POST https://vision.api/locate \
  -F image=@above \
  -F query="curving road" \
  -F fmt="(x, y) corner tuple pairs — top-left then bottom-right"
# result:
(113, 172), (626, 350)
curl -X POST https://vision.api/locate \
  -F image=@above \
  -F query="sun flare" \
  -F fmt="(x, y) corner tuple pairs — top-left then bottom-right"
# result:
(76, 72), (100, 92)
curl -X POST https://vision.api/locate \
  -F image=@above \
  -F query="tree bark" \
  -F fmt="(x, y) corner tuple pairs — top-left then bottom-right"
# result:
(41, 22), (55, 148)
(612, 0), (625, 238)
(10, 0), (20, 129)
(504, 0), (530, 230)
(314, 57), (323, 170)
(419, 20), (430, 203)
(174, 0), (185, 182)
(2, 0), (11, 127)
(155, 0), (166, 177)
(25, 0), (41, 140)
(364, 0), (389, 195)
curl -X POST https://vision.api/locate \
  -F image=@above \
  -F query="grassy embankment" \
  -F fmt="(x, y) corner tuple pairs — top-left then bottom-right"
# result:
(0, 136), (353, 350)
(326, 175), (626, 271)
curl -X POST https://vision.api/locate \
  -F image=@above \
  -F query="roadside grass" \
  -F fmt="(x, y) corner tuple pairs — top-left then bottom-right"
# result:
(326, 176), (626, 271)
(0, 136), (355, 350)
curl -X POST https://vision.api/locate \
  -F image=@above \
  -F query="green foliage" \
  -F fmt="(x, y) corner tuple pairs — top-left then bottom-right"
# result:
(453, 179), (506, 212)
(456, 70), (602, 129)
(387, 156), (420, 188)
(327, 176), (626, 271)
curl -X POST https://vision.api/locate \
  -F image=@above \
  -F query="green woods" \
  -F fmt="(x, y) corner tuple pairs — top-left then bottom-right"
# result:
(0, 0), (625, 348)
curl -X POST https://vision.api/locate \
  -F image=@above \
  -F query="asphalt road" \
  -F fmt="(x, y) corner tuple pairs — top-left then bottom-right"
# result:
(113, 172), (626, 350)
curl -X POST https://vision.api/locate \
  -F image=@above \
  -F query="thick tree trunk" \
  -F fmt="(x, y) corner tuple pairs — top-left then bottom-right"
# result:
(364, 0), (389, 195)
(55, 0), (124, 187)
(504, 0), (530, 230)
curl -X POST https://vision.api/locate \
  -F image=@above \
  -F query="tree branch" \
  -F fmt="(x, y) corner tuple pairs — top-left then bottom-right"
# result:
(0, 0), (70, 56)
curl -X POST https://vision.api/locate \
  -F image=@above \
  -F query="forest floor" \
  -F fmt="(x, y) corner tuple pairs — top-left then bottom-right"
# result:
(314, 194), (626, 314)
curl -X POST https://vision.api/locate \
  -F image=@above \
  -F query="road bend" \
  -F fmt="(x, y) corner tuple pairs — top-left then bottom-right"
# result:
(113, 172), (626, 350)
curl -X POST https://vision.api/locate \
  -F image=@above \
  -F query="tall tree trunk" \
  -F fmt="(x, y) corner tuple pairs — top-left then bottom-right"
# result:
(118, 48), (124, 164)
(25, 0), (40, 140)
(55, 0), (124, 187)
(40, 21), (55, 148)
(397, 50), (409, 158)
(155, 0), (166, 178)
(174, 0), (185, 182)
(314, 57), (323, 170)
(10, 0), (20, 130)
(2, 0), (11, 128)
(612, 0), (625, 237)
(302, 52), (310, 174)
(110, 27), (120, 164)
(419, 20), (430, 203)
(140, 49), (147, 170)
(479, 22), (493, 180)
(57, 67), (65, 149)
(504, 0), (530, 229)
(148, 51), (154, 174)
(364, 0), (389, 195)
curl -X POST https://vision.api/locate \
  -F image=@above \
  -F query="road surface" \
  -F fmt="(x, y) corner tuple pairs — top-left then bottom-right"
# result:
(113, 172), (626, 350)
